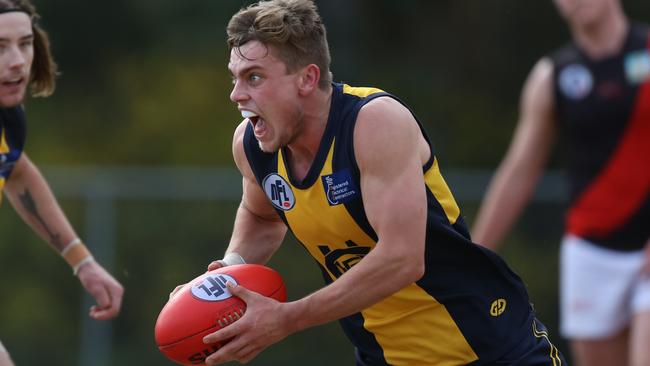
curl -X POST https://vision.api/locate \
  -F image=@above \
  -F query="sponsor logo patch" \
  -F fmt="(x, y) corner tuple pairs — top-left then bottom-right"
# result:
(321, 169), (359, 206)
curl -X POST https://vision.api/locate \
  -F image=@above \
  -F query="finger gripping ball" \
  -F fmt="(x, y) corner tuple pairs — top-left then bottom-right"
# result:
(155, 264), (287, 365)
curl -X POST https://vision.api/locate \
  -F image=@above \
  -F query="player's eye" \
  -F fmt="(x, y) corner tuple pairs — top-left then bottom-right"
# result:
(19, 39), (33, 49)
(249, 74), (262, 84)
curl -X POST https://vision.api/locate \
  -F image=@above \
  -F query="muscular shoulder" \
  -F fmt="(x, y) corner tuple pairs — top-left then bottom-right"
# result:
(355, 97), (419, 145)
(526, 58), (554, 87)
(354, 96), (426, 171)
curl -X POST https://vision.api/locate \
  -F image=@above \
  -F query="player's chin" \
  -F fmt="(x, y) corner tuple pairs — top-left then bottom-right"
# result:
(0, 92), (26, 108)
(257, 140), (281, 154)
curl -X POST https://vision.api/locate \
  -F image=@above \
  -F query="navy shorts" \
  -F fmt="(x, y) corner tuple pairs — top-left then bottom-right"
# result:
(354, 318), (566, 366)
(494, 318), (567, 366)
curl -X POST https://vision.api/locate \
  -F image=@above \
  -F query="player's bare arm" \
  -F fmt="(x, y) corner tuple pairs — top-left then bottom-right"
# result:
(215, 120), (287, 267)
(4, 154), (78, 250)
(175, 122), (287, 298)
(472, 57), (557, 249)
(203, 97), (428, 365)
(4, 154), (123, 320)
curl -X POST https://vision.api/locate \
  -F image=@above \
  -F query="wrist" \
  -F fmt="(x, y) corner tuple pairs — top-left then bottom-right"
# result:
(222, 252), (246, 266)
(72, 255), (96, 275)
(60, 238), (95, 275)
(284, 299), (312, 334)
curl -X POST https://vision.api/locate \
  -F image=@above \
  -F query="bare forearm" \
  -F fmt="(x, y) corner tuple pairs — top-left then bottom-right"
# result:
(227, 203), (286, 264)
(287, 242), (421, 333)
(472, 162), (541, 249)
(5, 161), (77, 252)
(473, 60), (557, 250)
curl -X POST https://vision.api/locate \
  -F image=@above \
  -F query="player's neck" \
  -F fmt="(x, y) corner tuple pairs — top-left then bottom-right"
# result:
(284, 86), (333, 180)
(571, 13), (628, 60)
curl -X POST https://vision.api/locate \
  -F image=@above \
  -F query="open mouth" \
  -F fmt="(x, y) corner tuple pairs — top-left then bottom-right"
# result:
(241, 110), (259, 125)
(2, 77), (24, 87)
(241, 110), (267, 139)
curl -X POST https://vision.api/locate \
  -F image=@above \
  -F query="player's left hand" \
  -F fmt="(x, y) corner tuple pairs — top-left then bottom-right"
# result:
(203, 282), (292, 365)
(76, 260), (124, 320)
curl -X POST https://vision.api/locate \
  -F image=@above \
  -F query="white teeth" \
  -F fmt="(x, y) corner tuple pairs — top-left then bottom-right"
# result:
(241, 110), (258, 119)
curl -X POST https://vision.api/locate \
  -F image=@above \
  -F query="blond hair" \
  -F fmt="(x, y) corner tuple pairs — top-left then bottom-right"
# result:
(227, 0), (332, 89)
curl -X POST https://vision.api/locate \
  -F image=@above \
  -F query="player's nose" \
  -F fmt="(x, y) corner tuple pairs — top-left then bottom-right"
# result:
(7, 44), (28, 70)
(230, 80), (249, 103)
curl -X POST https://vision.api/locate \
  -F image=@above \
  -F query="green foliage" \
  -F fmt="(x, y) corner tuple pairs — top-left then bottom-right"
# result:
(3, 0), (650, 364)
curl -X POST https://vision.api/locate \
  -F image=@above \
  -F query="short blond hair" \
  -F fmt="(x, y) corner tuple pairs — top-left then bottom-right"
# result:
(227, 0), (332, 89)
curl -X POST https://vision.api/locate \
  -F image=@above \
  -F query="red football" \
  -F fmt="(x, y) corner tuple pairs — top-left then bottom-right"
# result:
(155, 264), (287, 365)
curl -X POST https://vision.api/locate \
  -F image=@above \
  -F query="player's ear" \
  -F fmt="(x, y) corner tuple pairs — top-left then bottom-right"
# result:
(297, 64), (320, 95)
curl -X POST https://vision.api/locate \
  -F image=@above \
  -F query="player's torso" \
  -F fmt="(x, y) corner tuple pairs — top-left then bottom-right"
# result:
(0, 107), (26, 202)
(244, 83), (535, 365)
(245, 83), (391, 280)
(551, 22), (650, 249)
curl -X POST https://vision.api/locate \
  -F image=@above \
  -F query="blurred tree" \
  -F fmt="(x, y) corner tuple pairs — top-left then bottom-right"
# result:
(1, 0), (648, 365)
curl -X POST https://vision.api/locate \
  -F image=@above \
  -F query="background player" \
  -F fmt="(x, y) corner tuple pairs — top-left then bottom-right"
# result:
(0, 1), (124, 364)
(472, 0), (650, 365)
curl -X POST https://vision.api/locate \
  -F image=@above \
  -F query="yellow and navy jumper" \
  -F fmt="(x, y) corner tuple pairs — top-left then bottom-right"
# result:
(0, 106), (26, 202)
(243, 83), (565, 365)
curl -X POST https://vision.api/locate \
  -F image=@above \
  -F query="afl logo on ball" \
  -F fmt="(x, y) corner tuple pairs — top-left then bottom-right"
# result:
(191, 274), (238, 301)
(262, 173), (295, 211)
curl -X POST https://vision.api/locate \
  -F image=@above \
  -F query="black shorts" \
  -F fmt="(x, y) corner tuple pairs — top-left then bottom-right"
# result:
(493, 318), (567, 366)
(354, 318), (566, 366)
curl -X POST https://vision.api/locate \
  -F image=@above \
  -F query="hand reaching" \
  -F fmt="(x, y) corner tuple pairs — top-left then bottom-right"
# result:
(76, 260), (124, 320)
